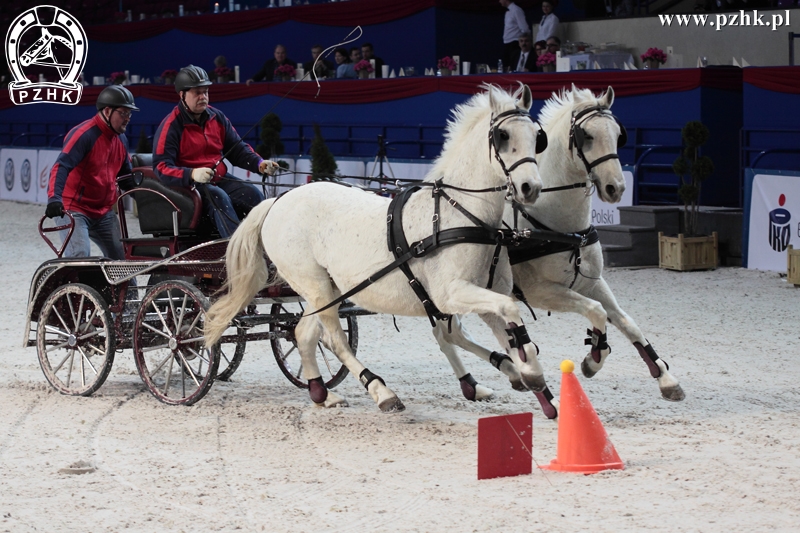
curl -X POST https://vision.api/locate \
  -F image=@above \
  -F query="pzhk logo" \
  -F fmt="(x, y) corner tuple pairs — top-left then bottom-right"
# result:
(5, 5), (87, 105)
(768, 193), (791, 252)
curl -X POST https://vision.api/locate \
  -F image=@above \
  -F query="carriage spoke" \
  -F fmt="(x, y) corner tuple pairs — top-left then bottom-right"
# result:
(78, 328), (106, 341)
(76, 345), (90, 387)
(176, 351), (202, 388)
(65, 347), (76, 388)
(66, 293), (78, 331)
(183, 310), (203, 335)
(51, 349), (75, 374)
(52, 306), (72, 335)
(150, 351), (175, 375)
(83, 342), (105, 363)
(184, 346), (211, 366)
(75, 295), (86, 333)
(175, 294), (188, 333)
(278, 343), (297, 362)
(180, 335), (205, 345)
(151, 300), (173, 335)
(79, 308), (97, 334)
(142, 343), (170, 353)
(142, 321), (172, 339)
(167, 292), (179, 330)
(293, 361), (303, 381)
(162, 355), (174, 396)
(43, 324), (70, 338)
(78, 344), (97, 374)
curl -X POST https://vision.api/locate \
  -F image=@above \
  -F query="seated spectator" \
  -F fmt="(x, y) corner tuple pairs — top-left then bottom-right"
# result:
(361, 43), (385, 78)
(535, 40), (547, 59)
(511, 32), (536, 72)
(303, 44), (335, 79)
(247, 44), (297, 84)
(546, 36), (561, 55)
(214, 55), (227, 70)
(536, 1), (560, 43)
(337, 47), (362, 79)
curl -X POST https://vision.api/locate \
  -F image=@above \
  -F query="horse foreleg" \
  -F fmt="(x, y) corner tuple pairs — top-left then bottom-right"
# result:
(432, 316), (495, 401)
(294, 315), (348, 408)
(519, 279), (611, 378)
(586, 277), (685, 401)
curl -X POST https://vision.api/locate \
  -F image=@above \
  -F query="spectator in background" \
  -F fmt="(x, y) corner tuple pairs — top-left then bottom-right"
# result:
(214, 55), (227, 70)
(303, 44), (335, 79)
(247, 44), (297, 84)
(546, 36), (561, 55)
(361, 43), (385, 78)
(511, 32), (537, 72)
(337, 47), (361, 79)
(154, 65), (278, 238)
(535, 40), (548, 59)
(536, 1), (560, 43)
(45, 86), (139, 259)
(499, 0), (528, 72)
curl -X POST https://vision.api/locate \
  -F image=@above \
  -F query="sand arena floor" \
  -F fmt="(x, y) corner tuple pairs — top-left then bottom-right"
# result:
(1, 199), (799, 532)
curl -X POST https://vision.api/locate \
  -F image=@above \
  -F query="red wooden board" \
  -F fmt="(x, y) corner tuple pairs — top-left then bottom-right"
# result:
(477, 412), (532, 480)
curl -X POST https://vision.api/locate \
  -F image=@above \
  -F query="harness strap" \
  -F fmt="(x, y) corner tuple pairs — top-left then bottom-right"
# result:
(511, 283), (537, 321)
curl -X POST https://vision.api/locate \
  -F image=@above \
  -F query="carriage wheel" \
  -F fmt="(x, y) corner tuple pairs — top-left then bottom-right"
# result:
(133, 280), (219, 405)
(269, 302), (356, 389)
(36, 284), (115, 396)
(215, 325), (246, 382)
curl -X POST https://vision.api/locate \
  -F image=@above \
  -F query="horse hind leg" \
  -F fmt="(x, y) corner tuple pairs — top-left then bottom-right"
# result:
(634, 342), (685, 401)
(294, 315), (348, 408)
(581, 327), (611, 378)
(314, 309), (404, 412)
(432, 317), (495, 401)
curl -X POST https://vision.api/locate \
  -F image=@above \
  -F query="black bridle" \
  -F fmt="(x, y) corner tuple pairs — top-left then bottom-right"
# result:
(488, 108), (547, 199)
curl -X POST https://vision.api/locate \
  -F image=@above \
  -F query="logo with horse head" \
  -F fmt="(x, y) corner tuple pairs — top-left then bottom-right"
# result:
(4, 5), (87, 105)
(768, 193), (791, 252)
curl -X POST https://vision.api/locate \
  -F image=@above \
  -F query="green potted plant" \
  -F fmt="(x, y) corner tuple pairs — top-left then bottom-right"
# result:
(658, 120), (718, 271)
(309, 124), (338, 181)
(136, 128), (152, 154)
(255, 113), (285, 160)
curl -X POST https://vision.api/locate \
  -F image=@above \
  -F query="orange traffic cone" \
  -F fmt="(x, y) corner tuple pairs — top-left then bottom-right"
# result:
(541, 360), (624, 474)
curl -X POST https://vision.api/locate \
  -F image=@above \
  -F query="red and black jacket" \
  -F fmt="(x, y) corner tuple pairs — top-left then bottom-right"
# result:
(47, 114), (131, 218)
(152, 103), (261, 188)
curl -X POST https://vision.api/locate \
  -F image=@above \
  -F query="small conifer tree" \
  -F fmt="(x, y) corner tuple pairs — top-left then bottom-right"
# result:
(672, 121), (714, 236)
(310, 124), (338, 180)
(136, 127), (152, 153)
(255, 113), (285, 159)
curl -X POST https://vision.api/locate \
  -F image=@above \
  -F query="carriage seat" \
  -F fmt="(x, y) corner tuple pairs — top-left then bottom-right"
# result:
(130, 153), (206, 236)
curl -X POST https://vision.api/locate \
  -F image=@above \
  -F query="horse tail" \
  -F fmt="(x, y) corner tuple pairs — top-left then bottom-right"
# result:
(205, 198), (277, 347)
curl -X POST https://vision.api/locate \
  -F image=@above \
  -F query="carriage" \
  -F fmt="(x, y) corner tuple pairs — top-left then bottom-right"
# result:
(22, 154), (361, 406)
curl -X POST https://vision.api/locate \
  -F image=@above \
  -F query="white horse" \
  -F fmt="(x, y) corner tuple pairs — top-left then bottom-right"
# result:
(205, 84), (550, 412)
(434, 85), (685, 419)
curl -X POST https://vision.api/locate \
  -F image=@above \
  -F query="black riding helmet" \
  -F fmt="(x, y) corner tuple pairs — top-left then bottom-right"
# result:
(95, 85), (139, 112)
(175, 65), (212, 93)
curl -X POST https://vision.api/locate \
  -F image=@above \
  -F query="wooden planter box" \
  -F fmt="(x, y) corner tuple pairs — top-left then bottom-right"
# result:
(788, 245), (800, 287)
(658, 231), (718, 271)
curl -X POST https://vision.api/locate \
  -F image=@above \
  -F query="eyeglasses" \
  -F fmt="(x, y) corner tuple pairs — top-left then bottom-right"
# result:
(115, 109), (133, 119)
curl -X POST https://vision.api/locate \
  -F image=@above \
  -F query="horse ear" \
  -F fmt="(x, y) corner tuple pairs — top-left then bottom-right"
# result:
(572, 83), (586, 103)
(519, 84), (532, 112)
(603, 86), (615, 108)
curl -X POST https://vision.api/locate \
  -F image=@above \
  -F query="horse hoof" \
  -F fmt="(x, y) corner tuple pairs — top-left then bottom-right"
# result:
(661, 384), (686, 402)
(534, 393), (558, 420)
(475, 384), (495, 401)
(521, 374), (546, 393)
(379, 397), (405, 413)
(581, 356), (599, 378)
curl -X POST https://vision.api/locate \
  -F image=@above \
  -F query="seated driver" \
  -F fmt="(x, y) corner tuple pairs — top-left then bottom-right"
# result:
(152, 65), (278, 238)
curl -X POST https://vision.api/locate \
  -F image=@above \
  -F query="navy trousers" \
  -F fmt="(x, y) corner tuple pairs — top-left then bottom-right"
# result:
(198, 176), (265, 238)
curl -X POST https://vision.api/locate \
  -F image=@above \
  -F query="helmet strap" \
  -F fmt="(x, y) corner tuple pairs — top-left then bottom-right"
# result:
(100, 107), (116, 133)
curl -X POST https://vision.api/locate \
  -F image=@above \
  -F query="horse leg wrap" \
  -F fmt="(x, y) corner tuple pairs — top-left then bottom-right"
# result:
(490, 351), (513, 370)
(459, 373), (479, 401)
(359, 368), (386, 390)
(308, 377), (328, 404)
(533, 386), (558, 420)
(585, 328), (610, 364)
(634, 341), (666, 378)
(505, 323), (537, 363)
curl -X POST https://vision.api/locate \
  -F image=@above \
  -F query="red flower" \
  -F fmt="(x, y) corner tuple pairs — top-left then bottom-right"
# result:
(437, 56), (457, 70)
(354, 60), (374, 73)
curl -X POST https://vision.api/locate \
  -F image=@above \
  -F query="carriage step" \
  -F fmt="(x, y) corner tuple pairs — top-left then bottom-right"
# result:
(233, 305), (372, 328)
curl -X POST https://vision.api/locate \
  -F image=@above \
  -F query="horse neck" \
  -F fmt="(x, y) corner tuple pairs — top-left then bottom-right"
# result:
(427, 125), (507, 227)
(528, 123), (593, 233)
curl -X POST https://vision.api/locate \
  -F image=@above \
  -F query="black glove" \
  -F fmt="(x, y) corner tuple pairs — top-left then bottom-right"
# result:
(45, 201), (64, 219)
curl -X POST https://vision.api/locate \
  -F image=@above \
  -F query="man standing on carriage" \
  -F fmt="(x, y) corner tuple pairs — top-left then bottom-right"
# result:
(152, 65), (278, 238)
(45, 85), (139, 260)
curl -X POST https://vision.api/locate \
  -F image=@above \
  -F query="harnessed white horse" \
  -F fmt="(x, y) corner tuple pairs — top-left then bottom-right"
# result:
(434, 85), (685, 419)
(205, 84), (551, 412)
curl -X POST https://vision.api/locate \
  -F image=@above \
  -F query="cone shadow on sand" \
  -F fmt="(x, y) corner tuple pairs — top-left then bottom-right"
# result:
(541, 360), (624, 474)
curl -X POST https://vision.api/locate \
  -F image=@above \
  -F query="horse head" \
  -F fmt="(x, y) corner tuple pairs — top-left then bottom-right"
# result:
(487, 83), (543, 205)
(566, 84), (627, 203)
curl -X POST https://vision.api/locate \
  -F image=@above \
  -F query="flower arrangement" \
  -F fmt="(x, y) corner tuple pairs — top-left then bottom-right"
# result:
(353, 60), (374, 73)
(214, 66), (233, 78)
(640, 47), (667, 64)
(274, 64), (296, 77)
(110, 71), (126, 84)
(536, 52), (556, 67)
(161, 69), (178, 79)
(437, 56), (457, 71)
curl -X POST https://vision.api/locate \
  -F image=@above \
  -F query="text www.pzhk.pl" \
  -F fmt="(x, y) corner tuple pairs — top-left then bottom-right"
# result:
(659, 10), (791, 31)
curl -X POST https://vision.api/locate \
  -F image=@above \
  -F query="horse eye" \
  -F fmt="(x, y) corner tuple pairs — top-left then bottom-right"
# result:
(499, 130), (509, 141)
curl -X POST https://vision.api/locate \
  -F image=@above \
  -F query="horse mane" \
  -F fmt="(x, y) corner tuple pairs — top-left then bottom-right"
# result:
(427, 84), (524, 183)
(537, 86), (608, 140)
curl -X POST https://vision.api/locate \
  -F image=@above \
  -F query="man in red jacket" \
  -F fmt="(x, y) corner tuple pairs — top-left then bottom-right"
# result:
(46, 85), (138, 259)
(153, 65), (276, 238)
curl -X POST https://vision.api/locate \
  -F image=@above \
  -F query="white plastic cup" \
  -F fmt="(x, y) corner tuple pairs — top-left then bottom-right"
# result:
(462, 61), (470, 75)
(381, 65), (389, 78)
(130, 75), (141, 84)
